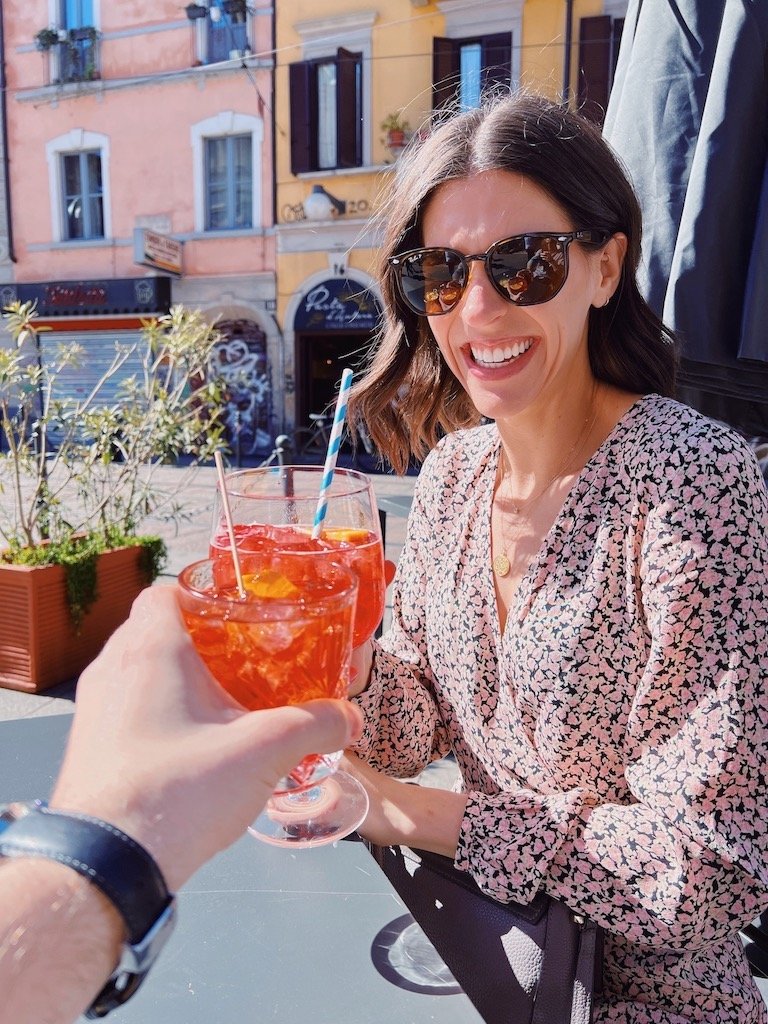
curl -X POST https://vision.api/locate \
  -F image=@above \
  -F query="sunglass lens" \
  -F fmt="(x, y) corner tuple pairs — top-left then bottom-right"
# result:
(399, 251), (465, 314)
(491, 237), (567, 306)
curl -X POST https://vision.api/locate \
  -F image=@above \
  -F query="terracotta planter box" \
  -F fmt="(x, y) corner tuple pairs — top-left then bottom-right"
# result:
(0, 545), (150, 694)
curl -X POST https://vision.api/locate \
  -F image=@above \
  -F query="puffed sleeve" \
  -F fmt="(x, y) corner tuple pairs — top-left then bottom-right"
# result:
(350, 453), (452, 777)
(455, 430), (768, 950)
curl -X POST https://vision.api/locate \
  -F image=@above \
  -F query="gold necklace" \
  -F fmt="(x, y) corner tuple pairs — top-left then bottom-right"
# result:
(492, 394), (600, 578)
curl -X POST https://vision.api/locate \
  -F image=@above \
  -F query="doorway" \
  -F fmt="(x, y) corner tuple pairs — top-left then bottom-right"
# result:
(295, 330), (372, 426)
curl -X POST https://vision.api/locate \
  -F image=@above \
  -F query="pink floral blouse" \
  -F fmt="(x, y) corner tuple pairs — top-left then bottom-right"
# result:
(353, 395), (768, 1023)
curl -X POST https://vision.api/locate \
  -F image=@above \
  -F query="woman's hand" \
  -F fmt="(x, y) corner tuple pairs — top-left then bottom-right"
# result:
(348, 640), (373, 696)
(348, 559), (397, 697)
(342, 753), (467, 857)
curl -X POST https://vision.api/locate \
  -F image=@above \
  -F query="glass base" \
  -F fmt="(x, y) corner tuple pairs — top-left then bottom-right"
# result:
(248, 769), (369, 848)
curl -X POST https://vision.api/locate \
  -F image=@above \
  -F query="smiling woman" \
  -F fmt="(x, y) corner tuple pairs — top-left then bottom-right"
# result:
(345, 92), (768, 1024)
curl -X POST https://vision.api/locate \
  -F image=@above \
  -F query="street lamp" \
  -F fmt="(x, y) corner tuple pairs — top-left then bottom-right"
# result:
(303, 185), (347, 221)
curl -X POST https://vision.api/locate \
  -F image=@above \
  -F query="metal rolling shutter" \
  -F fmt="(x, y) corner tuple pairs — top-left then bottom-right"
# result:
(39, 330), (146, 441)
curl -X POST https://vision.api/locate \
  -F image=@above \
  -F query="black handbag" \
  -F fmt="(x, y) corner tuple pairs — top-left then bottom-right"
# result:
(367, 843), (602, 1024)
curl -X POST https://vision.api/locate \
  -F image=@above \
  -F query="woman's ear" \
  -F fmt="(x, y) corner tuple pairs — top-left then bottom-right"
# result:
(593, 232), (627, 308)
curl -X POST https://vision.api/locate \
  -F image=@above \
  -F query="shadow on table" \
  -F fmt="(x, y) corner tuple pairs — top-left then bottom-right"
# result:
(371, 913), (463, 996)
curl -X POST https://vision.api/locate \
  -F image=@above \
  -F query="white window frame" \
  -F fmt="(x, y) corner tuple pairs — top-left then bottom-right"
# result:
(294, 11), (375, 168)
(190, 112), (264, 233)
(437, 0), (523, 92)
(46, 129), (111, 243)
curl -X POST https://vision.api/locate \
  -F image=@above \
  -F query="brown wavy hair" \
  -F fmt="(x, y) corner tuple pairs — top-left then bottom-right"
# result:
(348, 92), (678, 474)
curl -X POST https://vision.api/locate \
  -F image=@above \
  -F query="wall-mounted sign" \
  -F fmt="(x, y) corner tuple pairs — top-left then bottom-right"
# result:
(133, 228), (183, 277)
(0, 277), (172, 317)
(293, 278), (381, 331)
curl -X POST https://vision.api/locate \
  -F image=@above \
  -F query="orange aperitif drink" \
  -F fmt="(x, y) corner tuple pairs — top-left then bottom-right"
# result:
(178, 554), (357, 790)
(210, 522), (385, 647)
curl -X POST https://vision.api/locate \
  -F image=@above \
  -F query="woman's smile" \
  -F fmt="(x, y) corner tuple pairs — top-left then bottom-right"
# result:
(467, 337), (536, 370)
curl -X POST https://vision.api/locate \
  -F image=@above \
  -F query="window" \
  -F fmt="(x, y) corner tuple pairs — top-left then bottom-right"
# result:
(577, 16), (625, 125)
(61, 150), (104, 240)
(59, 0), (98, 83)
(206, 1), (249, 64)
(204, 134), (252, 230)
(190, 113), (264, 234)
(289, 49), (363, 174)
(433, 33), (512, 112)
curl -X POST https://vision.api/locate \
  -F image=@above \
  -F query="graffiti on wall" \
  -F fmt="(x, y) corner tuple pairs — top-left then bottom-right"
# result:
(210, 319), (271, 454)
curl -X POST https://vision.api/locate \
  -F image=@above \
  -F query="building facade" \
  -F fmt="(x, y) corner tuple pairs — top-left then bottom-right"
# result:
(1, 1), (629, 454)
(1, 0), (278, 454)
(274, 0), (628, 436)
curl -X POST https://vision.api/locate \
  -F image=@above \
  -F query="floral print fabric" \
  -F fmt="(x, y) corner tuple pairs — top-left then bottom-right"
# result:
(353, 395), (768, 1022)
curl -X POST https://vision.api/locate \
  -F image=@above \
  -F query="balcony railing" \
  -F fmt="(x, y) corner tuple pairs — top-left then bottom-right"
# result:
(57, 30), (100, 83)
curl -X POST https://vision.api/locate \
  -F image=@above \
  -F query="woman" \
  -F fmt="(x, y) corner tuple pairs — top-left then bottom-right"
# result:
(345, 93), (768, 1022)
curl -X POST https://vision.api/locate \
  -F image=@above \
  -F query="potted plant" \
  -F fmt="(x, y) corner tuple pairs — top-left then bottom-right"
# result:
(380, 111), (412, 152)
(34, 27), (59, 51)
(0, 301), (229, 693)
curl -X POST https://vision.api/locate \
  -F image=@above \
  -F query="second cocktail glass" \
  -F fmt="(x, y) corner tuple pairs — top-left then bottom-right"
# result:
(209, 465), (386, 846)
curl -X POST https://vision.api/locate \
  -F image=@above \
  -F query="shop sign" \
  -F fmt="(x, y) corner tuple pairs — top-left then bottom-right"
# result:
(0, 277), (172, 317)
(133, 228), (183, 277)
(294, 278), (381, 331)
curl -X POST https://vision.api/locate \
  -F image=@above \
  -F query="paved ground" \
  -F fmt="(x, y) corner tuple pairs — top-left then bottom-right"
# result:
(0, 464), (417, 722)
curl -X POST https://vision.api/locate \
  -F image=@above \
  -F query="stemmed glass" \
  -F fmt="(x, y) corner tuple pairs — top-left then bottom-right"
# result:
(177, 553), (362, 847)
(208, 465), (386, 847)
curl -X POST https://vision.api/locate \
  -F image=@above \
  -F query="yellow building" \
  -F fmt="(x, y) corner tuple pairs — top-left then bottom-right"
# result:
(274, 0), (627, 433)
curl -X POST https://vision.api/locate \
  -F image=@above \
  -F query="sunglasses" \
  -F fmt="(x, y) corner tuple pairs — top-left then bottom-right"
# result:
(388, 230), (610, 316)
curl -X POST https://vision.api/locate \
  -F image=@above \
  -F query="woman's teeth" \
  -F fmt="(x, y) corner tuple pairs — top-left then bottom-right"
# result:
(470, 338), (533, 366)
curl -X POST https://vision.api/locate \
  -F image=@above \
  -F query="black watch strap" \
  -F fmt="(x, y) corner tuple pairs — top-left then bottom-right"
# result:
(0, 802), (176, 1018)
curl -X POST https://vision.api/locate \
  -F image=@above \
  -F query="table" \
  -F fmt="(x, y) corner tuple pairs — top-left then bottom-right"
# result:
(0, 714), (483, 1023)
(377, 494), (415, 520)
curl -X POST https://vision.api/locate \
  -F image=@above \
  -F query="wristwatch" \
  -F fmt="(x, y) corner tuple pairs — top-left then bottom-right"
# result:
(0, 800), (177, 1018)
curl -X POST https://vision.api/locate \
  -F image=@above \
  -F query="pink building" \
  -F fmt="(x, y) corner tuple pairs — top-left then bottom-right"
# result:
(1, 1), (279, 454)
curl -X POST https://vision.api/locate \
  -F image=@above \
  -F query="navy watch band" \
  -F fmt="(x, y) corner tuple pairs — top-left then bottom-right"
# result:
(0, 802), (176, 1018)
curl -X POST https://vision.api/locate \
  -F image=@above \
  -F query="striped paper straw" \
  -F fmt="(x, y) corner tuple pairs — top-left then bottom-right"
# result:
(312, 367), (353, 538)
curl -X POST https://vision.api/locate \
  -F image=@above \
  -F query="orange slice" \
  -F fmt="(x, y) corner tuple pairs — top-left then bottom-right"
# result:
(242, 570), (300, 599)
(324, 528), (370, 544)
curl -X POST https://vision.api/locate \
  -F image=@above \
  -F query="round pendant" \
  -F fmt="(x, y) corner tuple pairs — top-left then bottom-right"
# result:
(493, 552), (510, 577)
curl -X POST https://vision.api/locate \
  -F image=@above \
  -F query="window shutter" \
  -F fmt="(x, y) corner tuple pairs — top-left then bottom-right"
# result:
(336, 48), (361, 168)
(289, 60), (314, 174)
(433, 36), (458, 111)
(577, 15), (612, 125)
(481, 32), (512, 96)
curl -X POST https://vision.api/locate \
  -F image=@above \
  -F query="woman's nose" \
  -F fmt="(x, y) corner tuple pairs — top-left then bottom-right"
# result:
(460, 261), (506, 322)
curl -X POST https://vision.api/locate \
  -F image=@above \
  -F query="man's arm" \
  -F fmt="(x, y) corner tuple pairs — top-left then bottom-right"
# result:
(0, 858), (123, 1024)
(0, 586), (361, 1024)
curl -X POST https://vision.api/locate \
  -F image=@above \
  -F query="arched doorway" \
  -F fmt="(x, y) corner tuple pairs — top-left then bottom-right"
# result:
(293, 277), (382, 426)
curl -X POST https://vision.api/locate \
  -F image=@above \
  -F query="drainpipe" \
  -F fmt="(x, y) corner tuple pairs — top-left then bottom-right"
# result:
(270, 4), (277, 228)
(0, 1), (17, 263)
(563, 0), (574, 104)
(269, 9), (282, 434)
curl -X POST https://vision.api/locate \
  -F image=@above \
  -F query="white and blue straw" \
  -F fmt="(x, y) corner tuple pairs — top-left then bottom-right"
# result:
(312, 368), (353, 538)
